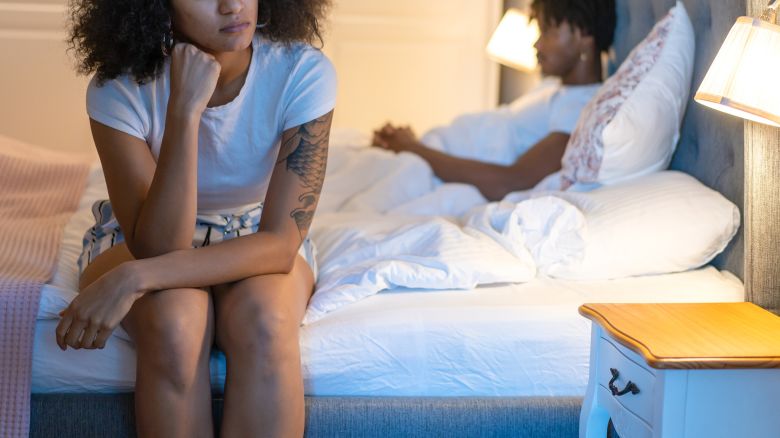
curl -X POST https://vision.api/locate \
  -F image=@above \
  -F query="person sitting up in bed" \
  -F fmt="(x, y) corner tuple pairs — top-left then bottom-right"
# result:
(57, 0), (335, 436)
(372, 0), (616, 201)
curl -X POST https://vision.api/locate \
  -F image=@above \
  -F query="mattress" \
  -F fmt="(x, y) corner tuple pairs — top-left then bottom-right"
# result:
(33, 266), (743, 396)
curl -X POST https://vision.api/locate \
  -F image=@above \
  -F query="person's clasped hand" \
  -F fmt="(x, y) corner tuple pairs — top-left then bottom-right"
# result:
(371, 122), (419, 153)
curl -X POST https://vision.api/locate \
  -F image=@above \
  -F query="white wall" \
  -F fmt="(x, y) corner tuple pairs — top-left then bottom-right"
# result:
(0, 0), (94, 158)
(0, 0), (502, 157)
(322, 0), (502, 135)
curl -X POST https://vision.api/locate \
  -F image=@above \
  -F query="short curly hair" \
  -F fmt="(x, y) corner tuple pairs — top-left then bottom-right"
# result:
(68, 0), (332, 85)
(530, 0), (616, 54)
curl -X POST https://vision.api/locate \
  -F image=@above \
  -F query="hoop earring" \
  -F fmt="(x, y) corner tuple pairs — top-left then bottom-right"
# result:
(161, 21), (173, 56)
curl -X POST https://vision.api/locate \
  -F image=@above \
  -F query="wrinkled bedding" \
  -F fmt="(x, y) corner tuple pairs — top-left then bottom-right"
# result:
(35, 268), (744, 395)
(302, 130), (738, 323)
(32, 129), (745, 396)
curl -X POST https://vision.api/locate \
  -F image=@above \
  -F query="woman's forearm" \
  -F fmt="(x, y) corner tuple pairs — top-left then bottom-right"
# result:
(129, 44), (222, 259)
(409, 132), (569, 201)
(130, 110), (200, 258)
(407, 142), (518, 201)
(128, 230), (298, 295)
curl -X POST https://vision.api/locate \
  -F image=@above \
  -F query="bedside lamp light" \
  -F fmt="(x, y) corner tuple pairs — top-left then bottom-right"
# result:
(694, 0), (780, 127)
(486, 8), (540, 72)
(695, 0), (780, 315)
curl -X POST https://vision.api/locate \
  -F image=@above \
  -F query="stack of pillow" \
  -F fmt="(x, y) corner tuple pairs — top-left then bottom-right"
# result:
(509, 1), (741, 280)
(560, 0), (695, 190)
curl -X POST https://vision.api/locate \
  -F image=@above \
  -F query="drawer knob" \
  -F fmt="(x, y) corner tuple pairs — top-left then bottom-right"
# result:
(608, 368), (640, 396)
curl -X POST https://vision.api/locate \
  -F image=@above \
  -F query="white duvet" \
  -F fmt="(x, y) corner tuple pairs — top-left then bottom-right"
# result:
(304, 130), (569, 324)
(41, 131), (545, 327)
(41, 129), (740, 326)
(33, 129), (743, 396)
(40, 130), (542, 327)
(302, 129), (739, 324)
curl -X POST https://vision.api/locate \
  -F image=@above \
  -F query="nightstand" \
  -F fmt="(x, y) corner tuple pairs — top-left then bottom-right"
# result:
(578, 302), (780, 438)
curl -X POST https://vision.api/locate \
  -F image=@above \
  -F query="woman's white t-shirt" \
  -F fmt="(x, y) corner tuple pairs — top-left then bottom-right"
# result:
(86, 34), (337, 214)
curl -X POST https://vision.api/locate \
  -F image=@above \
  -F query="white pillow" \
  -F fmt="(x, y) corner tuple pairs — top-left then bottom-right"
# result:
(560, 1), (695, 189)
(505, 171), (740, 280)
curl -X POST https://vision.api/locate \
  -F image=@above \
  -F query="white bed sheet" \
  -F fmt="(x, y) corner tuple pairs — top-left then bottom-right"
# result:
(33, 266), (743, 396)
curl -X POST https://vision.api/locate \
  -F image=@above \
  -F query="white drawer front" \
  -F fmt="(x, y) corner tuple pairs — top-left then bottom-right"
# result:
(597, 337), (656, 424)
(597, 384), (652, 438)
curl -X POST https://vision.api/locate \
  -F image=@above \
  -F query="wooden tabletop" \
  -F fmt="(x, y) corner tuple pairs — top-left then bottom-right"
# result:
(579, 302), (780, 369)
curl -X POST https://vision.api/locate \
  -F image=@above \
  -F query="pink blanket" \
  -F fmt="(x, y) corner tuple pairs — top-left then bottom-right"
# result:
(0, 137), (90, 437)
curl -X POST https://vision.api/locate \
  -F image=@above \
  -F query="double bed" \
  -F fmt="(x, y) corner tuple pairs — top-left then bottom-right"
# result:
(17, 0), (755, 436)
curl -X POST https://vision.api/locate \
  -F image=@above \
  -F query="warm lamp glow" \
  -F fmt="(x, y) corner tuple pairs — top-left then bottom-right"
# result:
(486, 8), (540, 72)
(694, 16), (780, 128)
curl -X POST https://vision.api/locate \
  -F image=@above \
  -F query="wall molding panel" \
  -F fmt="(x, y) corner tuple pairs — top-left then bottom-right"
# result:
(0, 2), (68, 39)
(322, 0), (502, 135)
(0, 0), (94, 157)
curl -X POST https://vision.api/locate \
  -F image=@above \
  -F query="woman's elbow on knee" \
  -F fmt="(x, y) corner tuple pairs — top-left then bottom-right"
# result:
(266, 232), (304, 274)
(277, 246), (299, 275)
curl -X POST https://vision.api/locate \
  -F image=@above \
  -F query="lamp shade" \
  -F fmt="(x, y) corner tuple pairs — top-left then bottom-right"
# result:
(694, 17), (780, 128)
(486, 8), (540, 72)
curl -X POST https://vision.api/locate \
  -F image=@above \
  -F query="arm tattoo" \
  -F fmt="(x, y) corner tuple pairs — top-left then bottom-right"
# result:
(278, 112), (331, 237)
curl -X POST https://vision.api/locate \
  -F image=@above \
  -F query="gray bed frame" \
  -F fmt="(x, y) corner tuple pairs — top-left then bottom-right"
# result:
(30, 0), (748, 436)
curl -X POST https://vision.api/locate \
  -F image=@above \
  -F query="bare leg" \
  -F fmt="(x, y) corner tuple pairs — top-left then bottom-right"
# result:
(80, 244), (215, 438)
(213, 255), (314, 438)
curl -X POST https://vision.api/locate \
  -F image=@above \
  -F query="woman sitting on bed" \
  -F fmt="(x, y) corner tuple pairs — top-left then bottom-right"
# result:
(372, 0), (616, 201)
(57, 0), (335, 436)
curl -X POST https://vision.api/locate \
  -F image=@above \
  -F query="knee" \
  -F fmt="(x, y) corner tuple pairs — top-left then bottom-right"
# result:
(134, 310), (209, 391)
(219, 302), (299, 364)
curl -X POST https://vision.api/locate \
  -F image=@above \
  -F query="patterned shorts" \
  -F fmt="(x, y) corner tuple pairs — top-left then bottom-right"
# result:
(77, 200), (318, 280)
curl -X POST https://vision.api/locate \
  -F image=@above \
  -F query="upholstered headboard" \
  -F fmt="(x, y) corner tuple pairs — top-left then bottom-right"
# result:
(613, 0), (747, 279)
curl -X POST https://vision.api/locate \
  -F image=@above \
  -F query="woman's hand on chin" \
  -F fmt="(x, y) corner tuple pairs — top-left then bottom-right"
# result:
(55, 262), (145, 351)
(168, 42), (222, 118)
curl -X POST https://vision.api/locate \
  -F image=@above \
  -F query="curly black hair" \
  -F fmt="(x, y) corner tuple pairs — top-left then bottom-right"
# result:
(530, 0), (616, 54)
(68, 0), (332, 85)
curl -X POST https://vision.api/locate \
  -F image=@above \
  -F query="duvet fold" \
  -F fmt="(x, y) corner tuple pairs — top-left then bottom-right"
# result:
(304, 132), (588, 324)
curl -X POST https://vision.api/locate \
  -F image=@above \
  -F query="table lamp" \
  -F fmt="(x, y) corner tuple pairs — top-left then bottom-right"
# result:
(694, 0), (780, 127)
(486, 8), (540, 72)
(694, 0), (780, 313)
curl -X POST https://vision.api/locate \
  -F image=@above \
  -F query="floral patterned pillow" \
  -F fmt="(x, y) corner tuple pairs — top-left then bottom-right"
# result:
(559, 2), (693, 190)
